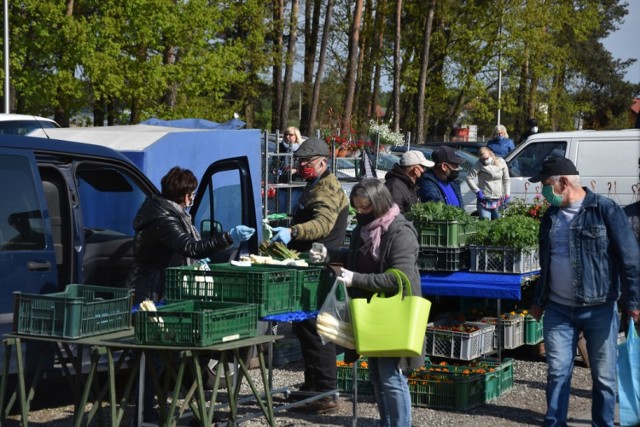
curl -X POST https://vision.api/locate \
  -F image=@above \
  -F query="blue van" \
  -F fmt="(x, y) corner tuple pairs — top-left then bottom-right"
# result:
(0, 134), (259, 372)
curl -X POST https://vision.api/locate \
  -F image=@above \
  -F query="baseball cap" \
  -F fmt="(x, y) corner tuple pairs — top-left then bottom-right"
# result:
(529, 156), (579, 182)
(431, 146), (465, 165)
(399, 150), (435, 168)
(293, 137), (330, 158)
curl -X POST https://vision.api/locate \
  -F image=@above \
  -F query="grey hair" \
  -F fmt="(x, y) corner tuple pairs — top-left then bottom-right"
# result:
(349, 178), (394, 218)
(548, 175), (581, 186)
(493, 124), (509, 138)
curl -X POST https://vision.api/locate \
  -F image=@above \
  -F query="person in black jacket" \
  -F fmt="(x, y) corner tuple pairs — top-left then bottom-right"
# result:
(384, 150), (434, 214)
(126, 166), (255, 305)
(126, 166), (255, 424)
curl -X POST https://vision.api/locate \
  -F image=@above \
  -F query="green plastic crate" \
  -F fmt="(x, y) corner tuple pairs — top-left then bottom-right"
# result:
(418, 248), (469, 272)
(165, 263), (299, 317)
(408, 372), (485, 410)
(525, 315), (544, 344)
(336, 358), (373, 394)
(134, 300), (257, 346)
(416, 220), (476, 248)
(13, 284), (132, 339)
(259, 264), (332, 312)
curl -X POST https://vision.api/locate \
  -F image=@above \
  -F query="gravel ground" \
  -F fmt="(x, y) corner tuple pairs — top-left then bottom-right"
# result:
(3, 346), (596, 427)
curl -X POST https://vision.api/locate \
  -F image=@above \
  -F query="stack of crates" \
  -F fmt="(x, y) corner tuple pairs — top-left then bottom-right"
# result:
(412, 219), (477, 272)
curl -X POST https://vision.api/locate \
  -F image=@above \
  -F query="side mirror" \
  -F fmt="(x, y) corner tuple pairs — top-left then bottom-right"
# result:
(200, 220), (223, 239)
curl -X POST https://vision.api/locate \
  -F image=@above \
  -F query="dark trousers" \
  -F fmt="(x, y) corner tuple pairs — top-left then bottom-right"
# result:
(293, 318), (337, 392)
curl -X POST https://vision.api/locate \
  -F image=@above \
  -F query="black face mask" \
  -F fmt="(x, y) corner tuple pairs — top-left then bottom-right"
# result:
(356, 212), (376, 226)
(447, 168), (460, 182)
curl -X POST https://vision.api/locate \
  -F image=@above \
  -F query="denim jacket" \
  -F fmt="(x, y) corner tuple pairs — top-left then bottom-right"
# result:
(533, 188), (640, 310)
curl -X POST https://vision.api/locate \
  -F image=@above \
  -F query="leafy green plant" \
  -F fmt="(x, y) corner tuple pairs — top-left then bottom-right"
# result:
(407, 202), (474, 225)
(468, 215), (539, 250)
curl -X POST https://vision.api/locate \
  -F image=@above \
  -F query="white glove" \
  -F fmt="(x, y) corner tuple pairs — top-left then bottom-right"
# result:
(309, 242), (328, 263)
(337, 268), (354, 287)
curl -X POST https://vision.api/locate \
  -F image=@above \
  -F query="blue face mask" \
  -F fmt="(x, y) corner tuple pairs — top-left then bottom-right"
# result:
(541, 184), (563, 207)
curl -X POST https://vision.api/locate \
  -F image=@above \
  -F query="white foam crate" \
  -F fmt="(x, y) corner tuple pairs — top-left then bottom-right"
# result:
(469, 245), (540, 274)
(479, 316), (525, 350)
(425, 321), (495, 361)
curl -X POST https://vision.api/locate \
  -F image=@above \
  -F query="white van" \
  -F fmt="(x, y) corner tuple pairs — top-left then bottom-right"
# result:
(461, 129), (640, 212)
(507, 129), (639, 207)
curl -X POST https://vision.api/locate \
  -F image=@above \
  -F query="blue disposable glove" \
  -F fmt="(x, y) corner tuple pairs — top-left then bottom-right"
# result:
(476, 190), (484, 200)
(229, 225), (255, 244)
(503, 195), (511, 204)
(271, 227), (292, 244)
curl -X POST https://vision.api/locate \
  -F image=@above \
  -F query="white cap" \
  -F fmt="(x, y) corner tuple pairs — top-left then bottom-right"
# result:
(399, 150), (435, 168)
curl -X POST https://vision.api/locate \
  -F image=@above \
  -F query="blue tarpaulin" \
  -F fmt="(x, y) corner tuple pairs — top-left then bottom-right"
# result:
(420, 271), (539, 300)
(141, 117), (246, 130)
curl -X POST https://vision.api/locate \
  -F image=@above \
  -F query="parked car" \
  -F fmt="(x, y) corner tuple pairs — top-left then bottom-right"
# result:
(0, 113), (59, 135)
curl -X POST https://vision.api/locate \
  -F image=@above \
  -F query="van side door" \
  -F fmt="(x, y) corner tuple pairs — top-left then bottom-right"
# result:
(0, 149), (57, 329)
(191, 156), (259, 262)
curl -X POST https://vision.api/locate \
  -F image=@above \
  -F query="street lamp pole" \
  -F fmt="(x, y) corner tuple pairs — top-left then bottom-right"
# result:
(3, 0), (9, 113)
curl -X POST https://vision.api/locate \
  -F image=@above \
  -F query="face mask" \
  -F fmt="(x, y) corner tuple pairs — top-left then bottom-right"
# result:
(356, 212), (376, 226)
(482, 158), (493, 166)
(447, 167), (460, 182)
(531, 126), (538, 133)
(541, 184), (563, 207)
(298, 159), (322, 180)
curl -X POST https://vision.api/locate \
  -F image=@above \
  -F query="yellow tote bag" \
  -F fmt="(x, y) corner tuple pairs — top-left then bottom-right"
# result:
(350, 268), (431, 357)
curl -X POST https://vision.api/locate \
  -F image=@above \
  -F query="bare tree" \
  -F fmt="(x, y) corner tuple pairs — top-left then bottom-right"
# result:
(309, 0), (334, 134)
(280, 0), (299, 132)
(391, 0), (402, 132)
(369, 0), (386, 124)
(415, 0), (436, 144)
(342, 0), (364, 132)
(271, 0), (284, 132)
(300, 0), (321, 136)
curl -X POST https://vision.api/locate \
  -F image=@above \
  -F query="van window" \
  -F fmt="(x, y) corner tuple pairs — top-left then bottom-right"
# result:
(508, 141), (567, 177)
(194, 169), (243, 235)
(76, 164), (147, 236)
(0, 154), (46, 250)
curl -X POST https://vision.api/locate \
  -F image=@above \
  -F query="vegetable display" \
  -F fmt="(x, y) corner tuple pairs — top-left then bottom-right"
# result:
(468, 215), (539, 250)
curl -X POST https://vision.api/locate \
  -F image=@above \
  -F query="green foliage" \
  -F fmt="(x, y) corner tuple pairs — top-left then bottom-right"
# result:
(503, 197), (549, 221)
(468, 215), (539, 250)
(407, 202), (474, 225)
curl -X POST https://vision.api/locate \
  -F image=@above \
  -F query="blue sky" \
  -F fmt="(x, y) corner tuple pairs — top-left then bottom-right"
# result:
(602, 1), (640, 84)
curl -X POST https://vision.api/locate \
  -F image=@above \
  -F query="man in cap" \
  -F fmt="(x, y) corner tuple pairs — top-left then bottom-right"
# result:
(271, 136), (349, 413)
(528, 156), (640, 427)
(518, 118), (540, 144)
(384, 150), (434, 214)
(417, 145), (465, 207)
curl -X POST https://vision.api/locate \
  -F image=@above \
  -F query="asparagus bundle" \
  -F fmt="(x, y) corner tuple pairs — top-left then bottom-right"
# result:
(259, 240), (300, 260)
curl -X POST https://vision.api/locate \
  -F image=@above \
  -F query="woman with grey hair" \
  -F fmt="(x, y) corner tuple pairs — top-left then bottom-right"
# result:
(310, 178), (423, 427)
(487, 124), (515, 158)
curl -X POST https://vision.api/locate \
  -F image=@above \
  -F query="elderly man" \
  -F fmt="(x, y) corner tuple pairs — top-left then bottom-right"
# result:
(271, 137), (349, 413)
(528, 156), (640, 427)
(384, 150), (434, 213)
(417, 145), (465, 207)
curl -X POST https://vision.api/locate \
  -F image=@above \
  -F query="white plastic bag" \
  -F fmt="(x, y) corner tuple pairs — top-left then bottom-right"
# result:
(316, 278), (355, 349)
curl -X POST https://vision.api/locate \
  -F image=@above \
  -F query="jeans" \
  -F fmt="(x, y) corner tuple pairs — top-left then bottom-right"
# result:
(476, 199), (501, 220)
(542, 300), (618, 427)
(368, 357), (411, 427)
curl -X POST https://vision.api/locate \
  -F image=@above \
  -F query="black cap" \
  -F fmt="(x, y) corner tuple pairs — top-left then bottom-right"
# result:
(432, 146), (465, 165)
(293, 137), (330, 158)
(529, 156), (578, 182)
(528, 118), (538, 127)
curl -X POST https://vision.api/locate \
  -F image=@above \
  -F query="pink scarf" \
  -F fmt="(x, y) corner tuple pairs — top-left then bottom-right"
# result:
(359, 203), (400, 261)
